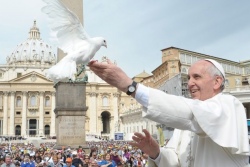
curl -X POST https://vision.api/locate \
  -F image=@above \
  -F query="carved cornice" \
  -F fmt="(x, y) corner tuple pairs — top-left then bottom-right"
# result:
(22, 91), (28, 96)
(10, 91), (16, 96)
(3, 91), (9, 96)
(28, 92), (39, 97)
(100, 92), (111, 97)
(39, 91), (45, 96)
(113, 92), (120, 98)
(89, 92), (98, 97)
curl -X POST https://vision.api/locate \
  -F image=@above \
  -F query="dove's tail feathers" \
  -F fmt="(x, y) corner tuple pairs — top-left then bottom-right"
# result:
(46, 59), (77, 83)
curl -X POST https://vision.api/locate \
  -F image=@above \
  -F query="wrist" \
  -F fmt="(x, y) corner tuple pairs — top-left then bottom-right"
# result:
(149, 150), (160, 160)
(121, 79), (133, 93)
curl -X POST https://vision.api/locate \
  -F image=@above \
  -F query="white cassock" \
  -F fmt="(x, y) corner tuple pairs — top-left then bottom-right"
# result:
(135, 85), (250, 167)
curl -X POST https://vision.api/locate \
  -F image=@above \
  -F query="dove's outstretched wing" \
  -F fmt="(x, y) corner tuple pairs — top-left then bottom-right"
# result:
(42, 0), (89, 53)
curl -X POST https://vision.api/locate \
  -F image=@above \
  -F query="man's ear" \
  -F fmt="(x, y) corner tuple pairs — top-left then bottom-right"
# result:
(214, 76), (223, 90)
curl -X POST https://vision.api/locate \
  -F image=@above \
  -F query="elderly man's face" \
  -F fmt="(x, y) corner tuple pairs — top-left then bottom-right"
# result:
(5, 157), (11, 164)
(188, 60), (221, 101)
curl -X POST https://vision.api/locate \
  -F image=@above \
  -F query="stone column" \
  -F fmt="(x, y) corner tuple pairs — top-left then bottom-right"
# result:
(22, 92), (28, 136)
(0, 120), (3, 135)
(37, 119), (39, 135)
(3, 92), (8, 135)
(39, 91), (44, 136)
(50, 92), (56, 136)
(54, 82), (88, 150)
(10, 91), (15, 135)
(27, 119), (29, 136)
(89, 92), (97, 133)
(246, 104), (250, 118)
(113, 92), (120, 133)
(57, 0), (83, 62)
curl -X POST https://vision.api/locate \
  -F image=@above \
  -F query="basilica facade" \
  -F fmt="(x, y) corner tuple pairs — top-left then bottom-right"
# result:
(0, 20), (157, 140)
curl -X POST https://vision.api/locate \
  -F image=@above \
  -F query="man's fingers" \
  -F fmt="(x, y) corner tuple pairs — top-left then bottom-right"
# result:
(87, 60), (98, 66)
(142, 129), (151, 138)
(132, 135), (142, 143)
(143, 129), (153, 145)
(107, 59), (112, 64)
(128, 141), (139, 148)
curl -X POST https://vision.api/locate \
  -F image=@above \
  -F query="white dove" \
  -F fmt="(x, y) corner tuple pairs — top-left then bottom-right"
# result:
(42, 0), (107, 83)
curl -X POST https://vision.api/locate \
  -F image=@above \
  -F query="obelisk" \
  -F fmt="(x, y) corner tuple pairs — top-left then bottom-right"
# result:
(57, 0), (83, 62)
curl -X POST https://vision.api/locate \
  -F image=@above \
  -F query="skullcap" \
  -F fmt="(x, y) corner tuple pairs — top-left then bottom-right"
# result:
(205, 59), (225, 79)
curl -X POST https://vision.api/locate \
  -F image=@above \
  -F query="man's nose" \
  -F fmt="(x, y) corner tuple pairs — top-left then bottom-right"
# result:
(187, 78), (194, 87)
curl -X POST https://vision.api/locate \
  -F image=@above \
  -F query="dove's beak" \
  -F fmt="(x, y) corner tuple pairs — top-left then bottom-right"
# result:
(105, 44), (107, 48)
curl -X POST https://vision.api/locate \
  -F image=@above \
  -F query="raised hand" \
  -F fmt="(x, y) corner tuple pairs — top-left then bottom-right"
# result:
(129, 129), (160, 159)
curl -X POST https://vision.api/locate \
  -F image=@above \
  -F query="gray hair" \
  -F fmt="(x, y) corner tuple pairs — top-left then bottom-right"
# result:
(207, 64), (225, 91)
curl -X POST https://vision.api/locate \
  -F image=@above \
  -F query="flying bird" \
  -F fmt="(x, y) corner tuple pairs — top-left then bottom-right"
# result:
(42, 0), (107, 82)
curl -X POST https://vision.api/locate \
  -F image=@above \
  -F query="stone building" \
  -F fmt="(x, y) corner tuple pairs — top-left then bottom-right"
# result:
(0, 21), (126, 140)
(0, 21), (56, 137)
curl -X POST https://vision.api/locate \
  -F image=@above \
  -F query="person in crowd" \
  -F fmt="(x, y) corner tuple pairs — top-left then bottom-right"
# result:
(89, 152), (97, 163)
(63, 158), (75, 167)
(72, 154), (83, 167)
(117, 146), (123, 158)
(48, 155), (63, 167)
(14, 152), (22, 162)
(98, 153), (116, 167)
(81, 155), (89, 167)
(141, 154), (148, 167)
(127, 156), (135, 167)
(123, 149), (130, 166)
(117, 162), (123, 167)
(96, 154), (104, 165)
(0, 157), (5, 166)
(89, 59), (250, 167)
(77, 147), (83, 154)
(89, 161), (99, 167)
(20, 153), (35, 167)
(57, 151), (66, 164)
(111, 151), (122, 166)
(136, 156), (142, 167)
(1, 155), (15, 167)
(34, 156), (42, 166)
(15, 161), (21, 167)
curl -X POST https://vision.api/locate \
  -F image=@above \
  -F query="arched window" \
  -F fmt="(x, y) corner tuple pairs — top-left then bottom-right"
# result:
(45, 96), (50, 107)
(102, 96), (108, 106)
(182, 68), (187, 74)
(101, 111), (110, 133)
(30, 95), (36, 106)
(16, 96), (22, 107)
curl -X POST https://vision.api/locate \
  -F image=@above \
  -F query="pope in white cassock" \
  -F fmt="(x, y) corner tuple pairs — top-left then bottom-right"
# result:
(89, 59), (250, 167)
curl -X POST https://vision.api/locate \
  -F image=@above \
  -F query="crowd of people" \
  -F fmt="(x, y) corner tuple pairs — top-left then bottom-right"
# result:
(0, 141), (149, 167)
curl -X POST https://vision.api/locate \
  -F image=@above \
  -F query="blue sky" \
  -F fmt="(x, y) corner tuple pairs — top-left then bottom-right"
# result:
(1, 0), (250, 77)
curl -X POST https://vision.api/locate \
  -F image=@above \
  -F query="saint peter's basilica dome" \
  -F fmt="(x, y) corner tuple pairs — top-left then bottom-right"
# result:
(6, 21), (56, 66)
